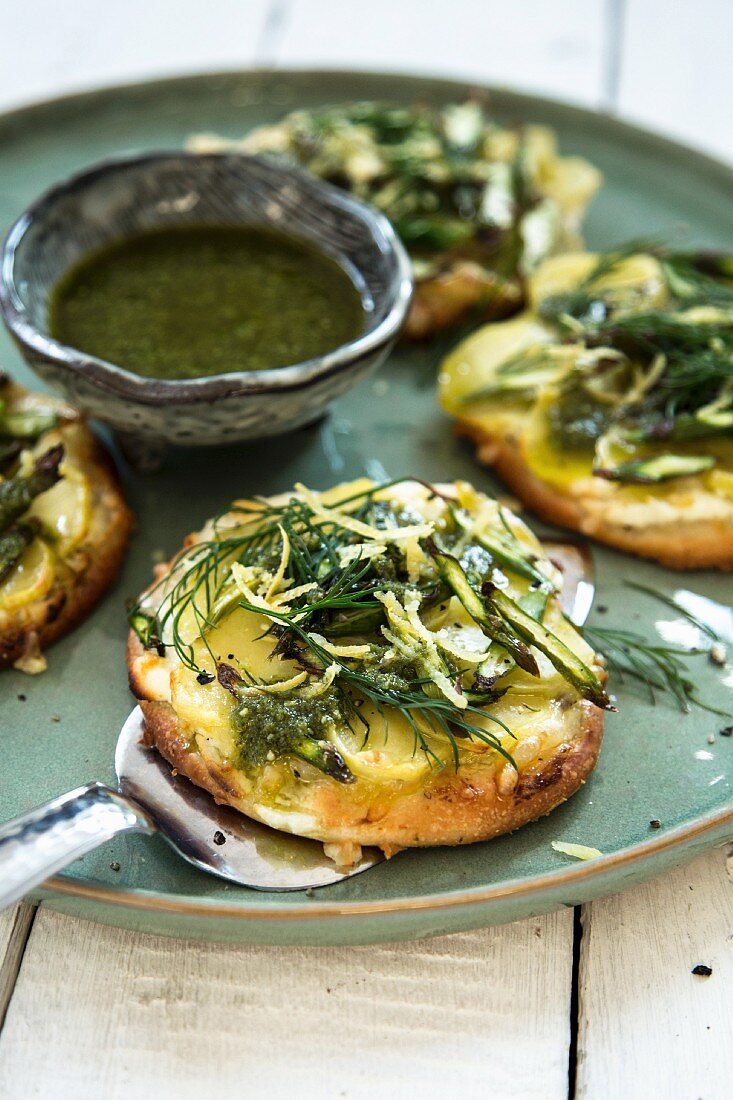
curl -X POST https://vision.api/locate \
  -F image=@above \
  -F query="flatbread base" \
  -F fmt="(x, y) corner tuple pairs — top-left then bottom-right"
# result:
(457, 421), (733, 571)
(0, 425), (133, 668)
(128, 637), (604, 856)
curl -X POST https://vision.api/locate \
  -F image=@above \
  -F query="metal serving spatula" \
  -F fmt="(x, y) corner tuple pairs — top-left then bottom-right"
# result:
(0, 540), (594, 912)
(0, 705), (384, 911)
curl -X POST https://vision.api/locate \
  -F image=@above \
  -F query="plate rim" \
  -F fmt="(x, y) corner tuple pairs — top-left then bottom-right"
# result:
(1, 64), (732, 182)
(43, 802), (733, 921)
(4, 65), (733, 929)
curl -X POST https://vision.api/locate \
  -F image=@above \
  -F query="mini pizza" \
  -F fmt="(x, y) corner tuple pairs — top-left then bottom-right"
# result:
(439, 248), (733, 569)
(188, 100), (601, 339)
(127, 478), (608, 865)
(0, 377), (133, 672)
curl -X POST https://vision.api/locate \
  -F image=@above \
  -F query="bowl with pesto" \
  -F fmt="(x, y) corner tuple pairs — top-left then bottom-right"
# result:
(0, 152), (412, 452)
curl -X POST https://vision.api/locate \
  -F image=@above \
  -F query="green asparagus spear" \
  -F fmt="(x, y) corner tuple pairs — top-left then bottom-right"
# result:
(326, 581), (453, 638)
(483, 585), (612, 709)
(283, 734), (355, 784)
(425, 539), (540, 676)
(458, 517), (552, 588)
(0, 445), (63, 534)
(0, 522), (37, 584)
(594, 453), (716, 484)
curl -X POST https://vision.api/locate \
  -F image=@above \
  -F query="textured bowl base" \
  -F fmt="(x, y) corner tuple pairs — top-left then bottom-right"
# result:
(116, 431), (168, 473)
(115, 409), (330, 472)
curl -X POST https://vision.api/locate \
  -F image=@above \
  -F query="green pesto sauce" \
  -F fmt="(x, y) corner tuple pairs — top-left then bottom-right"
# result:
(49, 226), (364, 380)
(547, 379), (613, 451)
(233, 689), (342, 770)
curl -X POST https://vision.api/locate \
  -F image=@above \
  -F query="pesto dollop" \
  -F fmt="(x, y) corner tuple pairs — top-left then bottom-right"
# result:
(49, 226), (364, 380)
(233, 687), (345, 771)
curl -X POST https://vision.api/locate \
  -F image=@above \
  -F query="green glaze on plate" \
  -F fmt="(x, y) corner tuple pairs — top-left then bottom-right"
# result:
(0, 70), (731, 945)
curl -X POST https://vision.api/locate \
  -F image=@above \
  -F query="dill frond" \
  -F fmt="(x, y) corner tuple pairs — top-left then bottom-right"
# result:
(584, 582), (731, 716)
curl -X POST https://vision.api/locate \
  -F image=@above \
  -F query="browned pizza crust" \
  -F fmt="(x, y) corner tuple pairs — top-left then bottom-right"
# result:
(404, 265), (523, 340)
(457, 420), (733, 571)
(127, 633), (604, 856)
(0, 422), (133, 669)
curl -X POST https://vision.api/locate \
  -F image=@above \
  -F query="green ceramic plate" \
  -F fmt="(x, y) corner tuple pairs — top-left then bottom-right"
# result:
(1, 71), (731, 945)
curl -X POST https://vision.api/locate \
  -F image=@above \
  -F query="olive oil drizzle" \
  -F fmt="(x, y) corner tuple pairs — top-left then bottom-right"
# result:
(463, 245), (733, 484)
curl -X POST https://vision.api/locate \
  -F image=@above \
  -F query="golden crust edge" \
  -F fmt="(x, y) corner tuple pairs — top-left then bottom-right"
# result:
(455, 419), (733, 571)
(403, 266), (521, 340)
(126, 634), (605, 852)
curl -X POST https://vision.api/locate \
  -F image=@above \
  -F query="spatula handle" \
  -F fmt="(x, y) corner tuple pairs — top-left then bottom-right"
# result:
(0, 782), (155, 910)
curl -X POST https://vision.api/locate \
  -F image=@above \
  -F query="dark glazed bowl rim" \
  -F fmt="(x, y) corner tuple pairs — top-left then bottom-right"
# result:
(0, 150), (413, 405)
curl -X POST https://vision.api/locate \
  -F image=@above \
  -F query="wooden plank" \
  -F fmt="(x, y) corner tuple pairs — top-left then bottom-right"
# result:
(618, 0), (733, 162)
(0, 907), (574, 1100)
(0, 905), (36, 1032)
(274, 0), (607, 106)
(576, 846), (733, 1099)
(0, 0), (273, 113)
(0, 908), (17, 958)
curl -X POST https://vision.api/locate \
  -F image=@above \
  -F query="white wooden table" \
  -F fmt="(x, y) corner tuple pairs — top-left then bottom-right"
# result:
(1, 3), (732, 1096)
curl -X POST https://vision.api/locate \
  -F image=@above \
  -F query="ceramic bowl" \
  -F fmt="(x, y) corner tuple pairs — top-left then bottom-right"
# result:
(0, 152), (412, 457)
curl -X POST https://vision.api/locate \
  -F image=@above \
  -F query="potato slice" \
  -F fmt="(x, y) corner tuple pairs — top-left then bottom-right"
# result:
(27, 468), (91, 555)
(528, 251), (668, 313)
(0, 538), (55, 611)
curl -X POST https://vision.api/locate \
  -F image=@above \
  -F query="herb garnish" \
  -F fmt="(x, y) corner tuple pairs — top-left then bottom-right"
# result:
(583, 583), (731, 715)
(129, 479), (610, 781)
(467, 243), (733, 483)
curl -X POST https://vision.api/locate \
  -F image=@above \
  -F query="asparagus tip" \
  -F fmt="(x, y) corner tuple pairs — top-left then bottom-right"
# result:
(310, 739), (355, 784)
(35, 443), (64, 478)
(217, 662), (243, 697)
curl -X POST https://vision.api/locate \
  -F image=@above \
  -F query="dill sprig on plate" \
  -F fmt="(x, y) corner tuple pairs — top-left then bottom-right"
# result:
(583, 583), (730, 716)
(128, 479), (608, 782)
